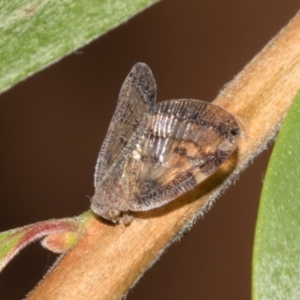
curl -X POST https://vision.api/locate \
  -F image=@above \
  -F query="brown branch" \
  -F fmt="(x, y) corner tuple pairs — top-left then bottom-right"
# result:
(27, 11), (300, 300)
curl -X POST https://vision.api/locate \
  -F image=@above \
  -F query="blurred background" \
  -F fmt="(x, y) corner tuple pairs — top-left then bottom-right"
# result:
(0, 0), (299, 299)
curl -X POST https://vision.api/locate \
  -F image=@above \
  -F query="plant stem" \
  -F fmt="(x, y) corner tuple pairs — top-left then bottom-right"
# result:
(27, 11), (300, 300)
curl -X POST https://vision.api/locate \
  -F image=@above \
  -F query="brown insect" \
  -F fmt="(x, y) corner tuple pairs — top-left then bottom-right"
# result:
(90, 63), (241, 224)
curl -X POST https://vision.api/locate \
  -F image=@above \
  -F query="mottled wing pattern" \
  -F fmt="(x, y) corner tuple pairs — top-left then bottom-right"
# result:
(125, 99), (241, 211)
(94, 63), (156, 187)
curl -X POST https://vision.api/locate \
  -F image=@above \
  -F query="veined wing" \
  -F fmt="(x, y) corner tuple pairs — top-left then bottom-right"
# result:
(94, 63), (157, 187)
(125, 99), (241, 211)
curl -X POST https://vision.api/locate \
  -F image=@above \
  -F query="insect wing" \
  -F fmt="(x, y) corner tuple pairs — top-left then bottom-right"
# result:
(94, 63), (157, 187)
(126, 99), (241, 211)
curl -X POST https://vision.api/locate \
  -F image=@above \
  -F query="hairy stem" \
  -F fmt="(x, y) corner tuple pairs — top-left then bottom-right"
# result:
(27, 11), (300, 300)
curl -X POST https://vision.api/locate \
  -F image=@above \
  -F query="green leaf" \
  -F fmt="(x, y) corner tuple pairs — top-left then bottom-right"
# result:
(253, 91), (300, 299)
(0, 0), (158, 93)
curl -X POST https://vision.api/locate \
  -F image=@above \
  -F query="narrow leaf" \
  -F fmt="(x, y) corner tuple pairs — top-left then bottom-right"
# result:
(0, 0), (158, 93)
(253, 91), (300, 299)
(0, 218), (81, 272)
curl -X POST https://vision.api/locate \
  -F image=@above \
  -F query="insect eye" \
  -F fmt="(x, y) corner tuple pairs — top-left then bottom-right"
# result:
(230, 129), (238, 136)
(109, 210), (121, 219)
